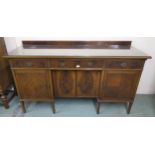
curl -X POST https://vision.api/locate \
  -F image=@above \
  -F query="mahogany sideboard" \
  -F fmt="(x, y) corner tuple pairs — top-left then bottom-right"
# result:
(0, 37), (15, 109)
(4, 41), (151, 114)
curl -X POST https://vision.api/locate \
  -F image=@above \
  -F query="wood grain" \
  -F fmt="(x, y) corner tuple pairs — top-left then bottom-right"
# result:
(0, 37), (14, 109)
(13, 69), (53, 100)
(5, 40), (151, 114)
(23, 41), (132, 49)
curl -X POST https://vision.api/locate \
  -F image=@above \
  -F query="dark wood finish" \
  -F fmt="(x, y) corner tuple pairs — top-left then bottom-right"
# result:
(4, 41), (151, 114)
(10, 59), (49, 68)
(50, 59), (104, 69)
(0, 67), (12, 91)
(99, 70), (141, 101)
(76, 71), (100, 97)
(13, 69), (53, 100)
(53, 71), (76, 97)
(77, 59), (104, 69)
(12, 69), (55, 113)
(51, 59), (75, 69)
(53, 70), (100, 97)
(0, 37), (15, 109)
(105, 59), (145, 69)
(23, 41), (132, 49)
(97, 69), (142, 114)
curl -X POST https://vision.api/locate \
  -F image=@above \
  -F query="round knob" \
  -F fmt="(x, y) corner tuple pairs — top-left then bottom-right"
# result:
(76, 65), (80, 68)
(26, 62), (32, 67)
(88, 62), (93, 66)
(121, 62), (127, 67)
(60, 62), (65, 67)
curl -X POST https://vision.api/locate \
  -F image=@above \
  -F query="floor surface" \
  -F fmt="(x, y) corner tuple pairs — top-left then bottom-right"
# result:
(0, 95), (155, 117)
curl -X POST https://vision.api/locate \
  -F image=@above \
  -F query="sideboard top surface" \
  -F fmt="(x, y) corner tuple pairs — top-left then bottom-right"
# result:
(3, 40), (151, 59)
(4, 47), (151, 59)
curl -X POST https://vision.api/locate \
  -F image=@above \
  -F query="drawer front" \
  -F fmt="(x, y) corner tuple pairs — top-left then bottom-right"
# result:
(10, 59), (49, 68)
(51, 59), (75, 68)
(79, 60), (104, 68)
(50, 59), (104, 69)
(105, 59), (145, 69)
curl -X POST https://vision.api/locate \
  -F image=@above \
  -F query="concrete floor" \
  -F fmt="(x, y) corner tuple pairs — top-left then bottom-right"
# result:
(0, 95), (155, 117)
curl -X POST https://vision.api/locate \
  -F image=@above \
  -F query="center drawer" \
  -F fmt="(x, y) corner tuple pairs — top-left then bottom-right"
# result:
(10, 59), (49, 68)
(50, 59), (104, 69)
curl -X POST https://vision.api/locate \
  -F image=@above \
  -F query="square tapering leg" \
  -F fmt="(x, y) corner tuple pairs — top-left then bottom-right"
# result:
(20, 101), (26, 113)
(127, 101), (133, 114)
(96, 102), (100, 114)
(51, 102), (56, 114)
(1, 94), (9, 109)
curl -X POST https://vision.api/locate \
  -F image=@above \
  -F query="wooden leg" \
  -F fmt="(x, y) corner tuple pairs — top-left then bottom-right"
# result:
(13, 84), (17, 96)
(127, 101), (133, 114)
(20, 101), (26, 113)
(96, 102), (100, 114)
(1, 93), (9, 109)
(51, 102), (56, 114)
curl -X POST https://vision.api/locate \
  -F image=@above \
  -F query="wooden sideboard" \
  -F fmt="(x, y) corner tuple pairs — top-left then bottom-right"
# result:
(4, 41), (151, 114)
(0, 37), (15, 108)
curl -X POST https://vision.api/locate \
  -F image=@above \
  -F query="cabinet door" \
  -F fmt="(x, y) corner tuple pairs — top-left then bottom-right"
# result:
(76, 71), (100, 97)
(13, 69), (53, 100)
(53, 71), (76, 97)
(100, 70), (140, 101)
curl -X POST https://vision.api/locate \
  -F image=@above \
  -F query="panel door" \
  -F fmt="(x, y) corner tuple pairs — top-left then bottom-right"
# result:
(13, 69), (53, 100)
(53, 71), (76, 97)
(100, 70), (141, 101)
(76, 71), (100, 97)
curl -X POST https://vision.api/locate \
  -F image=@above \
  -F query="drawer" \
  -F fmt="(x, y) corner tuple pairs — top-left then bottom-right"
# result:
(50, 59), (104, 69)
(51, 59), (75, 68)
(10, 59), (49, 68)
(105, 59), (145, 69)
(79, 60), (104, 68)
